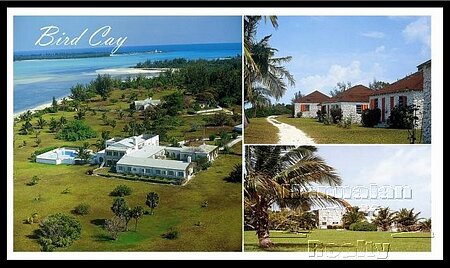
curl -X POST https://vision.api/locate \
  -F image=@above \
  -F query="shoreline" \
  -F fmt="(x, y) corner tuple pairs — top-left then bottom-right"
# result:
(14, 97), (72, 119)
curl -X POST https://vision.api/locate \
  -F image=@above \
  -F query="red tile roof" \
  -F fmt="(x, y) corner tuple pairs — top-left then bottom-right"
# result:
(371, 71), (423, 96)
(322, 85), (373, 103)
(294, 90), (331, 103)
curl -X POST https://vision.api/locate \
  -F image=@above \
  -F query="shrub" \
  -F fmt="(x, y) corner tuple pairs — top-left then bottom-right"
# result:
(57, 120), (97, 141)
(37, 213), (82, 251)
(327, 225), (333, 229)
(27, 175), (40, 186)
(222, 146), (231, 154)
(161, 227), (179, 240)
(187, 108), (196, 115)
(86, 169), (94, 175)
(330, 107), (343, 123)
(296, 112), (303, 118)
(337, 115), (352, 129)
(323, 115), (332, 125)
(361, 108), (381, 127)
(231, 132), (238, 139)
(349, 222), (377, 231)
(73, 203), (91, 215)
(316, 110), (324, 122)
(110, 185), (132, 197)
(388, 105), (418, 129)
(26, 213), (40, 224)
(224, 164), (242, 183)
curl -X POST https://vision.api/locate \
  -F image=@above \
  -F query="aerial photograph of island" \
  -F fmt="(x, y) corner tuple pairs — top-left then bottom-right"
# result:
(12, 16), (243, 252)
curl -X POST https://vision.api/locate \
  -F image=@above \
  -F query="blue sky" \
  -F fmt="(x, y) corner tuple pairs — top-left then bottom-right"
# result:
(316, 146), (431, 218)
(256, 16), (431, 104)
(14, 16), (242, 52)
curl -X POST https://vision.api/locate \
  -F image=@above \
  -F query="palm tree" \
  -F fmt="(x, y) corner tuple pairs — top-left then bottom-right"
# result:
(248, 87), (271, 117)
(36, 116), (47, 129)
(419, 218), (431, 232)
(59, 116), (67, 127)
(76, 142), (91, 164)
(245, 146), (345, 248)
(130, 206), (144, 231)
(395, 208), (421, 231)
(341, 206), (366, 229)
(146, 192), (160, 215)
(372, 207), (396, 231)
(244, 16), (295, 126)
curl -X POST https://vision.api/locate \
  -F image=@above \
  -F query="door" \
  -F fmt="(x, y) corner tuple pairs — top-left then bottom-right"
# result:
(381, 97), (386, 122)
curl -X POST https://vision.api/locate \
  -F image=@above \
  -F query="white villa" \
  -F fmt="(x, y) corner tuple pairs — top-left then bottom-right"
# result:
(315, 207), (346, 229)
(93, 134), (218, 181)
(369, 60), (430, 127)
(293, 90), (331, 118)
(133, 97), (161, 110)
(321, 85), (372, 123)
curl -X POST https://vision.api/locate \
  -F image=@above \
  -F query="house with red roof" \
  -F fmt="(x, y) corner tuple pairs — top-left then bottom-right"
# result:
(369, 60), (430, 127)
(293, 90), (331, 118)
(321, 85), (373, 123)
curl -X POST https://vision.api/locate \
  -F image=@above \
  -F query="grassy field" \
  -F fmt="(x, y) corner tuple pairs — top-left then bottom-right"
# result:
(244, 117), (279, 144)
(244, 230), (431, 252)
(276, 115), (422, 144)
(13, 88), (242, 252)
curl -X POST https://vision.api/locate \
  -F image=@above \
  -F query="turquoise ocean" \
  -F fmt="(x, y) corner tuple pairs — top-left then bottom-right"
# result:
(13, 42), (241, 113)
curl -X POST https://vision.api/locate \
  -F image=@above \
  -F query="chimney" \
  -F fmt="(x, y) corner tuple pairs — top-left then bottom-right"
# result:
(133, 136), (138, 150)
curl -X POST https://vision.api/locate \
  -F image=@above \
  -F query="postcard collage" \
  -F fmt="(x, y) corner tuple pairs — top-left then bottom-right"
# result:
(6, 6), (443, 260)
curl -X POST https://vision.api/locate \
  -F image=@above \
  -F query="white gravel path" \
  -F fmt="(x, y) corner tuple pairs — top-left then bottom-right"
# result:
(266, 116), (315, 144)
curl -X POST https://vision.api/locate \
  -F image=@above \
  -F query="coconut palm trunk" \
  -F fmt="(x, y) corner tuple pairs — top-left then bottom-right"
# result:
(255, 196), (272, 248)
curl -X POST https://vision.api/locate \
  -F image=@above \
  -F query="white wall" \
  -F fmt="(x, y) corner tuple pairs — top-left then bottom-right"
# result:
(36, 158), (59, 165)
(318, 208), (345, 229)
(116, 164), (186, 180)
(369, 91), (424, 126)
(294, 103), (320, 118)
(323, 102), (368, 124)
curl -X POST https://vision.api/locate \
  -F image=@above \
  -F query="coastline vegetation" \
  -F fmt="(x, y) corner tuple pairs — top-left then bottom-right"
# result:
(13, 56), (242, 251)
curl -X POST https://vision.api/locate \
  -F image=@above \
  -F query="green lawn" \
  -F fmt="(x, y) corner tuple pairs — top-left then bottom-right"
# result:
(276, 115), (422, 144)
(244, 117), (279, 144)
(13, 88), (242, 252)
(244, 230), (431, 252)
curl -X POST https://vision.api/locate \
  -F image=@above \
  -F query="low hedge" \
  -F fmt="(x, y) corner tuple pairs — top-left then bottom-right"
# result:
(349, 221), (377, 231)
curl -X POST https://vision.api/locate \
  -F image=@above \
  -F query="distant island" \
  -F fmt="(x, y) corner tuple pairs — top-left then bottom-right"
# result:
(14, 49), (164, 61)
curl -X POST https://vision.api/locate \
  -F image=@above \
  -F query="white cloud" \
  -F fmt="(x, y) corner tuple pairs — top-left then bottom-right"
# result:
(361, 31), (385, 39)
(375, 45), (385, 53)
(402, 17), (431, 47)
(298, 61), (383, 92)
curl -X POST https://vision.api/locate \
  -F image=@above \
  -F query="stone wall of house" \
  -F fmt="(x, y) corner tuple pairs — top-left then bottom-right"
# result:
(422, 64), (431, 144)
(369, 91), (424, 127)
(323, 102), (367, 124)
(294, 102), (320, 118)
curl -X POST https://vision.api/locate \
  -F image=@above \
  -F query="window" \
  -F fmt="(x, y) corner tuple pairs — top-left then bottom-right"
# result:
(162, 170), (167, 175)
(106, 151), (112, 156)
(168, 171), (174, 176)
(322, 222), (327, 225)
(304, 104), (310, 111)
(300, 104), (310, 112)
(119, 152), (124, 157)
(374, 99), (379, 109)
(117, 166), (123, 171)
(356, 105), (362, 114)
(133, 168), (136, 171)
(333, 222), (339, 225)
(178, 172), (184, 177)
(398, 96), (407, 107)
(113, 152), (118, 157)
(146, 169), (151, 174)
(155, 170), (161, 175)
(141, 168), (144, 173)
(127, 167), (131, 172)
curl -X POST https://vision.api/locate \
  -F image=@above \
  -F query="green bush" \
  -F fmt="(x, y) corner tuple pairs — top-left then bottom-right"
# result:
(27, 175), (40, 186)
(349, 221), (377, 231)
(317, 110), (324, 122)
(330, 107), (343, 123)
(231, 132), (238, 139)
(361, 108), (381, 127)
(337, 115), (352, 129)
(37, 213), (82, 251)
(224, 164), (242, 183)
(161, 227), (179, 240)
(110, 185), (133, 197)
(388, 105), (419, 129)
(187, 108), (196, 115)
(73, 203), (91, 215)
(323, 114), (332, 125)
(209, 134), (216, 141)
(57, 120), (97, 141)
(296, 112), (303, 118)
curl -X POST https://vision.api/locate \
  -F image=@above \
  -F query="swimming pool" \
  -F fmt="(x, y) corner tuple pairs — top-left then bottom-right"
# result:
(36, 147), (79, 165)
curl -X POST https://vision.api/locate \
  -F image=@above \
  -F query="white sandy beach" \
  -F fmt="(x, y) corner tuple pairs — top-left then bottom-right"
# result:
(13, 97), (72, 118)
(95, 68), (165, 75)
